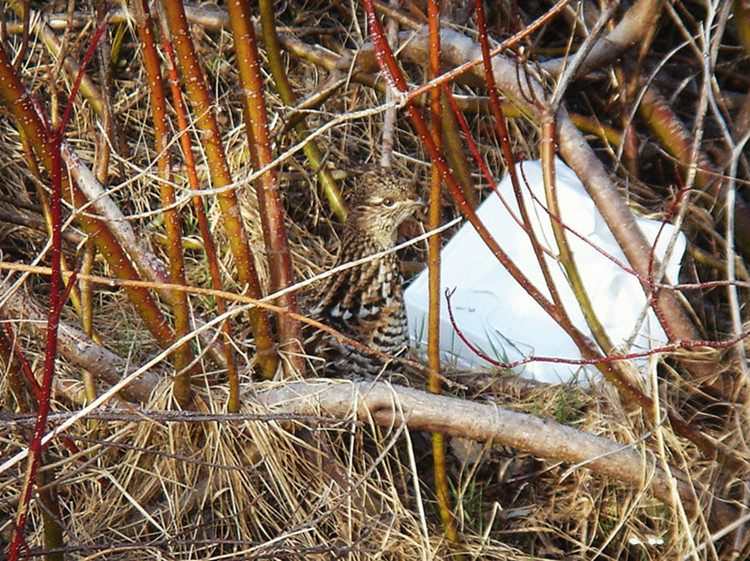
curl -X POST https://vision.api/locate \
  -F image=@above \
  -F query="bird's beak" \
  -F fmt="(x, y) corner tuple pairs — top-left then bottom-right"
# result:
(411, 197), (427, 220)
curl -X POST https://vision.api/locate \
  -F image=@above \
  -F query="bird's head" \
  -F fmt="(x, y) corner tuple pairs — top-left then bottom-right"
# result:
(346, 169), (424, 249)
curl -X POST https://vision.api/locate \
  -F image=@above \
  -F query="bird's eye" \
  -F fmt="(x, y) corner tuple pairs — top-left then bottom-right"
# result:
(382, 197), (394, 206)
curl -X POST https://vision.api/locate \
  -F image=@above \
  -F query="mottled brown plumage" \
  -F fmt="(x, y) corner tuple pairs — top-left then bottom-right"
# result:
(304, 169), (423, 377)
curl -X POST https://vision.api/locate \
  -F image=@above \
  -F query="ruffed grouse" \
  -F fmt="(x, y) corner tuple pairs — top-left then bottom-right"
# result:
(304, 168), (423, 377)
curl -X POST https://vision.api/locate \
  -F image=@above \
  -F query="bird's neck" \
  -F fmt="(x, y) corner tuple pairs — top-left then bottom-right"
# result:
(339, 225), (395, 265)
(344, 215), (397, 254)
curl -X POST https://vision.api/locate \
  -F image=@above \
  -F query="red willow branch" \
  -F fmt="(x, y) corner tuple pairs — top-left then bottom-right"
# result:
(8, 130), (65, 561)
(8, 19), (109, 559)
(0, 309), (91, 465)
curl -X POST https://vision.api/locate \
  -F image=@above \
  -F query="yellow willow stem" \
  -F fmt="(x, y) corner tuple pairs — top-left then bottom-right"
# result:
(258, 0), (347, 221)
(440, 90), (476, 208)
(155, 6), (241, 408)
(162, 0), (278, 379)
(540, 115), (613, 354)
(426, 0), (458, 545)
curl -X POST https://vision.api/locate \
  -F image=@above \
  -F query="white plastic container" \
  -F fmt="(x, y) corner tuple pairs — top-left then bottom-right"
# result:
(404, 158), (685, 384)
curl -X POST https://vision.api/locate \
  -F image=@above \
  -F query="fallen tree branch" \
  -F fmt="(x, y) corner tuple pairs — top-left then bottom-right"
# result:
(0, 279), (159, 402)
(256, 379), (740, 534)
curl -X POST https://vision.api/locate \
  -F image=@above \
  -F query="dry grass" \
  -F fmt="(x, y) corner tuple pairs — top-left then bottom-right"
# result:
(1, 0), (749, 559)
